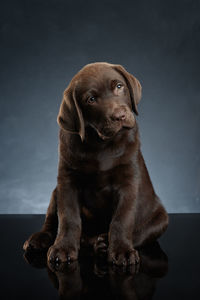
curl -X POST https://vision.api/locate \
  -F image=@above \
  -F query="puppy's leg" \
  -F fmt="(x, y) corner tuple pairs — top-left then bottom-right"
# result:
(108, 183), (140, 267)
(133, 206), (169, 248)
(23, 187), (58, 251)
(47, 184), (81, 266)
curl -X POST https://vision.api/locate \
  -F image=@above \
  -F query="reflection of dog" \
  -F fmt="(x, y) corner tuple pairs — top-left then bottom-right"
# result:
(24, 242), (168, 299)
(23, 62), (168, 268)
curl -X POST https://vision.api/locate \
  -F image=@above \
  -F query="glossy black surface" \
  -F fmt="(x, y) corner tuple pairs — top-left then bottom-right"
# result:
(0, 214), (199, 299)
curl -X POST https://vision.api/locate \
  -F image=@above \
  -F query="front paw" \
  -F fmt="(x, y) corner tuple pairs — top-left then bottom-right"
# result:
(108, 244), (140, 267)
(23, 231), (54, 252)
(47, 240), (78, 269)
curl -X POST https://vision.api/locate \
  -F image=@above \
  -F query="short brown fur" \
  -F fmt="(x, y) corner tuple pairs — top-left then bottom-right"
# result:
(23, 62), (168, 268)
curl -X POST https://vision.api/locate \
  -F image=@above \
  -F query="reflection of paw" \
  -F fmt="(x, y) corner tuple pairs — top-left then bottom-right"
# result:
(94, 234), (108, 257)
(47, 240), (78, 270)
(23, 231), (54, 252)
(53, 261), (82, 298)
(94, 261), (108, 277)
(108, 246), (140, 267)
(23, 250), (47, 269)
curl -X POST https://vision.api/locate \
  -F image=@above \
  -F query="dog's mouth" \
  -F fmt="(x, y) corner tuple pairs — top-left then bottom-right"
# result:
(90, 119), (135, 141)
(89, 124), (113, 140)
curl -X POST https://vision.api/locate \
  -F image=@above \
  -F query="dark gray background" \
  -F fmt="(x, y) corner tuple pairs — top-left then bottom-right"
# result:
(0, 0), (199, 213)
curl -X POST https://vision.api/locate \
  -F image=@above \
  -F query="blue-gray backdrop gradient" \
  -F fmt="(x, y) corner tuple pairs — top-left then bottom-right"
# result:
(0, 0), (200, 213)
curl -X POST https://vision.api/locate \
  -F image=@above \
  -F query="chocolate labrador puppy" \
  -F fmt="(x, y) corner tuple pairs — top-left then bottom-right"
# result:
(23, 62), (168, 268)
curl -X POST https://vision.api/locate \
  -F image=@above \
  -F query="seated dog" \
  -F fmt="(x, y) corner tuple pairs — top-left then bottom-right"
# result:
(23, 62), (168, 268)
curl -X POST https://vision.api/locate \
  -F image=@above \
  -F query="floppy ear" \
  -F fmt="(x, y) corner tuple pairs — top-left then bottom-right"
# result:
(57, 85), (85, 141)
(112, 64), (142, 115)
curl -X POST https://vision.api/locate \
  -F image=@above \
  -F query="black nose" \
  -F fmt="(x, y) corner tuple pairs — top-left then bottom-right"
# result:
(111, 110), (126, 121)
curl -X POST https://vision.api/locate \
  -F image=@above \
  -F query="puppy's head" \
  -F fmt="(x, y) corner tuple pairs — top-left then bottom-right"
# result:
(57, 62), (142, 141)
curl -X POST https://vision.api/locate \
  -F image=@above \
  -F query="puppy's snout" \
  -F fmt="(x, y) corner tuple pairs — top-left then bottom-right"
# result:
(111, 108), (126, 121)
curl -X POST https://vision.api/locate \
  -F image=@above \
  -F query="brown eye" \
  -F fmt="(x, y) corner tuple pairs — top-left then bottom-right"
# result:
(87, 96), (96, 104)
(116, 83), (123, 89)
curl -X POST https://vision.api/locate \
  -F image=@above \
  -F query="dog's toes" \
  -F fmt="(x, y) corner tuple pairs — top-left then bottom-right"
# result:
(108, 247), (140, 273)
(127, 249), (140, 265)
(47, 243), (78, 271)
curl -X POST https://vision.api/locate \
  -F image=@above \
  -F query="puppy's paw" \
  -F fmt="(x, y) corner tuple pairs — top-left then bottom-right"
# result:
(94, 233), (108, 257)
(23, 231), (54, 252)
(108, 246), (140, 267)
(47, 241), (78, 270)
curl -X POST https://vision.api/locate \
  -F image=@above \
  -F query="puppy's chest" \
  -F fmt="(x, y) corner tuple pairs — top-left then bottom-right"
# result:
(69, 147), (127, 214)
(76, 172), (115, 215)
(80, 185), (113, 212)
(72, 147), (125, 172)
